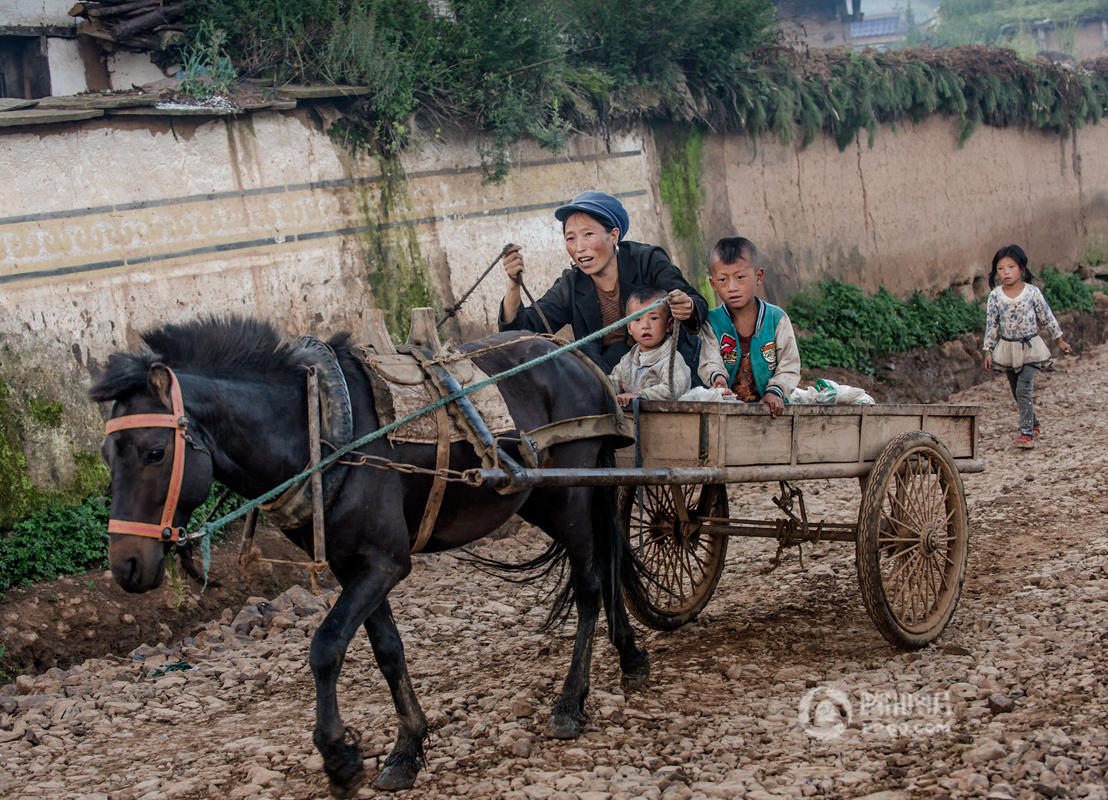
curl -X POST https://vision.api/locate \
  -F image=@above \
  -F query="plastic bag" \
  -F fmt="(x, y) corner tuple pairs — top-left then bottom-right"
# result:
(789, 378), (874, 405)
(678, 386), (737, 402)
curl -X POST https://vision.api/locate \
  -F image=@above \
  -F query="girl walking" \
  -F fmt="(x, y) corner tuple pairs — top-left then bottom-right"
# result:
(982, 244), (1072, 449)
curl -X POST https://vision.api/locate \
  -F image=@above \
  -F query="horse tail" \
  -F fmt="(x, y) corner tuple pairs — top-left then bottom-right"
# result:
(459, 540), (575, 632)
(591, 438), (651, 640)
(461, 438), (647, 634)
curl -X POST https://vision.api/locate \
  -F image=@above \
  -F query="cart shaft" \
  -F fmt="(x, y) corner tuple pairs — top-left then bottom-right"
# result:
(463, 458), (985, 490)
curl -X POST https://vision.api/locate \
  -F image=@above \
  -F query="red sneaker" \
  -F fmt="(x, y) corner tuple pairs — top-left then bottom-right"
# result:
(1016, 434), (1034, 449)
(1033, 425), (1041, 439)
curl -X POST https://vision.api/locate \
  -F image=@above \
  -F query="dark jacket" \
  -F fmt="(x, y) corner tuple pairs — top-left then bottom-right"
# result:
(498, 240), (709, 376)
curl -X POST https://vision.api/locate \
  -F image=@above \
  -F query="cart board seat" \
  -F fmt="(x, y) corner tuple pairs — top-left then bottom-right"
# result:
(614, 401), (981, 475)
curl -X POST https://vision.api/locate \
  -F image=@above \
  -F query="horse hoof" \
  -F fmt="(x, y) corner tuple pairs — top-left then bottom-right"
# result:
(317, 727), (365, 799)
(373, 762), (419, 791)
(621, 651), (650, 692)
(545, 712), (583, 740)
(327, 766), (365, 799)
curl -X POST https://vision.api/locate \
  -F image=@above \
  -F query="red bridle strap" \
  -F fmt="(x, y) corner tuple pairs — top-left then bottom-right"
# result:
(105, 366), (190, 543)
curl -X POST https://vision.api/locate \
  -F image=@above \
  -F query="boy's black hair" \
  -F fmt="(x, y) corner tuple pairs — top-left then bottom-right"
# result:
(711, 236), (758, 269)
(626, 286), (670, 315)
(988, 244), (1035, 288)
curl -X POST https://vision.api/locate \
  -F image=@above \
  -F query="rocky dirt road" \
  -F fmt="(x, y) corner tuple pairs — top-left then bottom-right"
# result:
(2, 346), (1107, 800)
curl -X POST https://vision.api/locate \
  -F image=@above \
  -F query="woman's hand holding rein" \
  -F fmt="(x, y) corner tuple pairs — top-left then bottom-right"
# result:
(666, 289), (694, 322)
(501, 244), (525, 324)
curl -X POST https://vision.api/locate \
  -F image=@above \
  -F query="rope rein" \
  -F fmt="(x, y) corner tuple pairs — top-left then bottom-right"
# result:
(188, 295), (671, 542)
(437, 242), (552, 335)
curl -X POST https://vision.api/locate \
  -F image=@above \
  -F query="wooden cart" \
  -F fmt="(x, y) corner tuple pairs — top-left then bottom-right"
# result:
(611, 401), (982, 649)
(390, 310), (980, 648)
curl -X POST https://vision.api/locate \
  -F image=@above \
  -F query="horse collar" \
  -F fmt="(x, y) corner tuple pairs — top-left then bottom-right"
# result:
(104, 364), (193, 543)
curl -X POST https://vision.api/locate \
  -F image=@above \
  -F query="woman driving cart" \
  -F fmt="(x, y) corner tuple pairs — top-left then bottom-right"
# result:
(498, 190), (708, 375)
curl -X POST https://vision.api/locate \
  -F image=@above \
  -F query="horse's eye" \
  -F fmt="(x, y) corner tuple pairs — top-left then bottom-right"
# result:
(143, 448), (166, 465)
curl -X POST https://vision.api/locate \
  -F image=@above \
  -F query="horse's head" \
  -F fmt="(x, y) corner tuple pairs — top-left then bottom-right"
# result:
(98, 363), (213, 593)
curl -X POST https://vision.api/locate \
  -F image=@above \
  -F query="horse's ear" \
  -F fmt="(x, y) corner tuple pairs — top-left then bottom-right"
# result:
(148, 363), (174, 409)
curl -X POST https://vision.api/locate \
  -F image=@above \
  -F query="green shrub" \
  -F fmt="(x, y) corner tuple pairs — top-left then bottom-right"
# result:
(177, 19), (238, 99)
(0, 497), (109, 591)
(787, 281), (985, 372)
(561, 0), (774, 86)
(1040, 267), (1095, 313)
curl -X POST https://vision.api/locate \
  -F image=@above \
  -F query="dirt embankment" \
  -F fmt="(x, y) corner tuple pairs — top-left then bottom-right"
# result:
(0, 528), (336, 678)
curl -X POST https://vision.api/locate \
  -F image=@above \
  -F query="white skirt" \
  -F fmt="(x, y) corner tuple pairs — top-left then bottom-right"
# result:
(992, 335), (1052, 371)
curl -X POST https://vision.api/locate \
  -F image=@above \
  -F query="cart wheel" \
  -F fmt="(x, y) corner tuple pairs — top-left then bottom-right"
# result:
(856, 431), (969, 649)
(618, 483), (729, 630)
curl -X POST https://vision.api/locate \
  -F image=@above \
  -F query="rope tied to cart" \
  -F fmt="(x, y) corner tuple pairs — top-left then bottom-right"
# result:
(176, 295), (670, 573)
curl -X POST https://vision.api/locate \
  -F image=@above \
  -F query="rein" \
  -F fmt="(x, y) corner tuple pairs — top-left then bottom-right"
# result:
(437, 243), (553, 335)
(104, 365), (202, 543)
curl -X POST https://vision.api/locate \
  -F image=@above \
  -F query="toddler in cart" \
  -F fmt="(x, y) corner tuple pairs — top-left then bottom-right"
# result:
(982, 244), (1072, 449)
(608, 287), (692, 407)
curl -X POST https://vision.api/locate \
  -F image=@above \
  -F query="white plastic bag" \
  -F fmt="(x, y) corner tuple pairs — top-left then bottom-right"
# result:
(789, 378), (874, 405)
(678, 386), (737, 402)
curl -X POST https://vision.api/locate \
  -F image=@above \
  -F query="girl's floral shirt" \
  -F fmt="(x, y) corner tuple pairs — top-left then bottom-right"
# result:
(983, 284), (1063, 352)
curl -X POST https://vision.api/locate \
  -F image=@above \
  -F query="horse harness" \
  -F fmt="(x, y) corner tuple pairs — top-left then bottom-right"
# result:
(105, 335), (632, 571)
(277, 334), (630, 557)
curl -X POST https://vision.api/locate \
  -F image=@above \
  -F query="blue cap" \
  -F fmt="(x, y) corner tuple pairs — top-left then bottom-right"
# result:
(554, 191), (630, 242)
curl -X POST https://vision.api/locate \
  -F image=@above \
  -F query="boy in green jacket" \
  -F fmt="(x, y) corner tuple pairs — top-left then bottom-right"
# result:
(697, 236), (801, 417)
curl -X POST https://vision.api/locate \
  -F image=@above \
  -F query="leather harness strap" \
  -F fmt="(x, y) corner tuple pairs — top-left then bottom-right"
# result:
(411, 406), (451, 554)
(105, 365), (190, 543)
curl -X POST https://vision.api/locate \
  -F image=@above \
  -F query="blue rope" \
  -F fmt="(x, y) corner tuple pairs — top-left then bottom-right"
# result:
(193, 296), (669, 539)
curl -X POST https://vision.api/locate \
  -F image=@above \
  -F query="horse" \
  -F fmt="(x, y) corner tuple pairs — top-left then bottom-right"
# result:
(89, 316), (651, 797)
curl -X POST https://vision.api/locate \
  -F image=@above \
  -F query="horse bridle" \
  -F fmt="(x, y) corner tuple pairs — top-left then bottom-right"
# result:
(104, 365), (205, 543)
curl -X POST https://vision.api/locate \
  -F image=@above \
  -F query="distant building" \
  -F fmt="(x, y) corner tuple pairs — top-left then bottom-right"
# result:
(1000, 16), (1108, 62)
(775, 0), (861, 49)
(774, 0), (938, 51)
(849, 11), (911, 50)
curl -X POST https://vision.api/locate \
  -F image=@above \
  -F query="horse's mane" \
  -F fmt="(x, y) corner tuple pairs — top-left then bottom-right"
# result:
(89, 315), (351, 402)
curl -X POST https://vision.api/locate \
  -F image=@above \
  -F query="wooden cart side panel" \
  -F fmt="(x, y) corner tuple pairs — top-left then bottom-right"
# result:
(794, 415), (862, 464)
(860, 415), (923, 461)
(615, 403), (981, 470)
(615, 411), (704, 467)
(723, 415), (793, 465)
(922, 415), (975, 459)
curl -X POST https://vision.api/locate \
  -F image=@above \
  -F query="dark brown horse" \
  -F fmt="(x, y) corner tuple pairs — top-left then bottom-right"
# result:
(90, 317), (650, 797)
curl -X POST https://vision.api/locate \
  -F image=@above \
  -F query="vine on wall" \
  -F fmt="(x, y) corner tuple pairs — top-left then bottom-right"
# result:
(186, 2), (1108, 173)
(657, 125), (709, 294)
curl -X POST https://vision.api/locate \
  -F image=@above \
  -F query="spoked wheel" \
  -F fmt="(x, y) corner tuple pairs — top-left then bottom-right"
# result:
(618, 483), (729, 630)
(856, 431), (969, 649)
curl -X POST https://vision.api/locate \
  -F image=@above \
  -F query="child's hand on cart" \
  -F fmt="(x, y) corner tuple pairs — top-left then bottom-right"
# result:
(616, 392), (639, 408)
(761, 392), (785, 417)
(710, 376), (735, 397)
